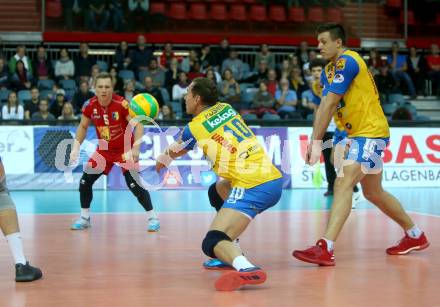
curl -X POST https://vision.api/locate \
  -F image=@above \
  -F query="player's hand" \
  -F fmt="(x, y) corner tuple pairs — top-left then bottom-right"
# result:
(69, 149), (79, 166)
(131, 147), (140, 163)
(155, 153), (172, 173)
(306, 140), (322, 166)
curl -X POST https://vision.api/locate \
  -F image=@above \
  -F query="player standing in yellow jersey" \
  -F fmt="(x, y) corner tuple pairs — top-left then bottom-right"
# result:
(156, 78), (283, 291)
(293, 23), (429, 266)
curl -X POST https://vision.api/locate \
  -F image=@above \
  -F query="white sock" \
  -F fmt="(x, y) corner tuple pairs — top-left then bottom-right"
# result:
(322, 237), (334, 252)
(80, 208), (90, 219)
(6, 233), (27, 265)
(406, 225), (422, 239)
(146, 209), (157, 220)
(232, 255), (254, 271)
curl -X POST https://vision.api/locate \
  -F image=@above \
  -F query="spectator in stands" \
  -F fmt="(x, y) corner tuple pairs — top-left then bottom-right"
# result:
(245, 60), (269, 86)
(123, 79), (137, 102)
(289, 65), (308, 99)
(375, 65), (397, 104)
(55, 48), (75, 82)
(158, 104), (175, 120)
(205, 67), (220, 85)
(266, 69), (278, 97)
(129, 35), (152, 79)
(387, 42), (417, 98)
(109, 67), (123, 94)
(391, 107), (413, 121)
(108, 0), (125, 32)
(426, 43), (440, 96)
(84, 0), (110, 32)
(0, 57), (9, 90)
(302, 50), (317, 82)
(165, 58), (181, 96)
(128, 0), (149, 32)
(160, 43), (177, 69)
(75, 43), (96, 82)
(71, 80), (94, 113)
(61, 0), (83, 31)
(222, 48), (245, 81)
(11, 60), (33, 91)
(296, 41), (310, 68)
(407, 47), (428, 96)
(187, 61), (205, 81)
(219, 69), (241, 108)
(114, 41), (132, 71)
(8, 45), (32, 75)
(145, 58), (165, 88)
(368, 48), (384, 76)
(32, 45), (53, 81)
(181, 49), (199, 73)
(215, 38), (230, 69)
(278, 58), (292, 80)
(172, 72), (189, 102)
(24, 86), (40, 120)
(88, 64), (101, 93)
(142, 76), (164, 107)
(2, 91), (24, 120)
(58, 102), (78, 120)
(31, 99), (55, 121)
(200, 44), (216, 70)
(50, 89), (67, 118)
(275, 78), (298, 119)
(254, 44), (275, 70)
(251, 81), (277, 118)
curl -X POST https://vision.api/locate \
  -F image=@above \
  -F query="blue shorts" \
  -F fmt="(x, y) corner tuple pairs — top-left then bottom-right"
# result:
(222, 177), (283, 219)
(333, 128), (348, 146)
(345, 137), (390, 171)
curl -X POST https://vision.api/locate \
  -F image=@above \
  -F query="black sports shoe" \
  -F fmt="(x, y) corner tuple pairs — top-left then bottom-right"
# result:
(15, 262), (43, 282)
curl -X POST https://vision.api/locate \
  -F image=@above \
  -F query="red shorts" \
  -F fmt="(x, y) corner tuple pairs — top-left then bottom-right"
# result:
(86, 150), (138, 175)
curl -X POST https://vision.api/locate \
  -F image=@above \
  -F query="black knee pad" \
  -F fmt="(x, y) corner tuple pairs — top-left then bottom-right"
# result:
(201, 230), (231, 258)
(124, 171), (143, 197)
(208, 183), (224, 212)
(79, 172), (101, 193)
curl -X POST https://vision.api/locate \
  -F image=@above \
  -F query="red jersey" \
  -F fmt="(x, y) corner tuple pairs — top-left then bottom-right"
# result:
(82, 93), (131, 152)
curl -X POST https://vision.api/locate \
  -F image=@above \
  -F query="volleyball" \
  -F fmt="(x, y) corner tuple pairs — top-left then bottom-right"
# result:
(129, 93), (160, 120)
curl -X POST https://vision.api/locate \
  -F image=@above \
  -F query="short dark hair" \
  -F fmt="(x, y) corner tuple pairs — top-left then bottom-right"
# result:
(310, 59), (326, 69)
(191, 77), (218, 106)
(95, 72), (112, 83)
(316, 23), (346, 45)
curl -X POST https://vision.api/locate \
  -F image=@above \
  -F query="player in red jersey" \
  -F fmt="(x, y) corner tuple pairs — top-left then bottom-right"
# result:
(69, 73), (160, 232)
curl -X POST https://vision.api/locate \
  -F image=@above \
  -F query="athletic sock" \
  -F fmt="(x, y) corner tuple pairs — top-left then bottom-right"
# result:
(322, 237), (334, 252)
(406, 225), (422, 239)
(146, 209), (157, 220)
(6, 233), (26, 265)
(80, 208), (90, 219)
(232, 255), (254, 271)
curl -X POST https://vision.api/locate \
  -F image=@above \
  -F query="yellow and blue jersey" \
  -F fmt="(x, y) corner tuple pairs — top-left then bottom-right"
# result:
(321, 49), (390, 138)
(180, 102), (282, 189)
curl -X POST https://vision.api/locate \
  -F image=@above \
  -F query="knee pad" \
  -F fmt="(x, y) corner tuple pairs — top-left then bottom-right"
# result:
(123, 171), (143, 196)
(208, 183), (223, 212)
(79, 172), (101, 193)
(201, 230), (231, 258)
(0, 193), (16, 211)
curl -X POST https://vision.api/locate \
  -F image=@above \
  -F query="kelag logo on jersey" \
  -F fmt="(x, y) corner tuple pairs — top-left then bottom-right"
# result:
(202, 106), (237, 132)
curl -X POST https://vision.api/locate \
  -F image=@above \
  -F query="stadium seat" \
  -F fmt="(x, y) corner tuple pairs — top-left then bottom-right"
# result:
(150, 2), (166, 15)
(18, 90), (31, 104)
(46, 0), (62, 18)
(249, 5), (267, 22)
(382, 103), (398, 115)
(37, 79), (55, 90)
(188, 3), (208, 21)
(288, 7), (305, 23)
(242, 63), (251, 79)
(159, 87), (170, 104)
(230, 4), (247, 22)
(242, 113), (258, 120)
(415, 115), (430, 121)
(138, 71), (150, 83)
(308, 7), (324, 23)
(241, 88), (258, 105)
(64, 89), (75, 99)
(96, 60), (109, 72)
(39, 90), (53, 100)
(118, 70), (135, 80)
(269, 5), (287, 23)
(168, 3), (187, 20)
(327, 7), (342, 23)
(262, 113), (281, 120)
(388, 93), (405, 104)
(210, 3), (228, 22)
(59, 79), (77, 91)
(0, 89), (10, 103)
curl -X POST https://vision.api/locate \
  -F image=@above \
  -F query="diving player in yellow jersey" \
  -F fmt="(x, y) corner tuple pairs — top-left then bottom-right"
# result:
(293, 23), (429, 266)
(156, 77), (283, 291)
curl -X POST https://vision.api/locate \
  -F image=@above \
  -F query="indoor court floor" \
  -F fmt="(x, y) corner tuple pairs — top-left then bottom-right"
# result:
(1, 188), (439, 307)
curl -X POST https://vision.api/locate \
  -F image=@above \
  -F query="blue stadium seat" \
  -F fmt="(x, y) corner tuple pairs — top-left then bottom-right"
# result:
(241, 88), (258, 105)
(159, 87), (170, 104)
(96, 60), (109, 72)
(242, 113), (258, 120)
(17, 90), (31, 104)
(382, 103), (398, 115)
(39, 90), (53, 100)
(388, 93), (405, 104)
(59, 79), (77, 90)
(37, 79), (55, 90)
(0, 89), (10, 103)
(262, 113), (281, 120)
(138, 71), (150, 83)
(118, 70), (135, 81)
(415, 115), (430, 121)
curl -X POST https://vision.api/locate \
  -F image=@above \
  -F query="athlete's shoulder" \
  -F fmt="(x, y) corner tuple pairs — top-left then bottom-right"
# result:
(82, 96), (97, 112)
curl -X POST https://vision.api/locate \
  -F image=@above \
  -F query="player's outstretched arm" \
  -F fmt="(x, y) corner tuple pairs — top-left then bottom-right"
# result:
(155, 141), (189, 173)
(70, 115), (91, 164)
